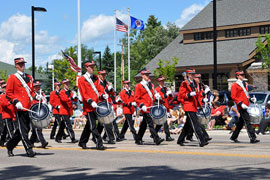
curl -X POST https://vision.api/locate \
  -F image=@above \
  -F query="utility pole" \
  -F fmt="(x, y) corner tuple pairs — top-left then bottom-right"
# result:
(213, 0), (218, 90)
(118, 41), (125, 88)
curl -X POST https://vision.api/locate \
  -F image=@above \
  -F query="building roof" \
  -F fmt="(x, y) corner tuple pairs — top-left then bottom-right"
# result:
(0, 61), (47, 80)
(181, 0), (270, 31)
(137, 35), (258, 77)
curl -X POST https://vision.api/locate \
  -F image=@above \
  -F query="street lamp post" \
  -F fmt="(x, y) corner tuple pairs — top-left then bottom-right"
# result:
(48, 65), (54, 91)
(93, 51), (101, 70)
(32, 6), (47, 79)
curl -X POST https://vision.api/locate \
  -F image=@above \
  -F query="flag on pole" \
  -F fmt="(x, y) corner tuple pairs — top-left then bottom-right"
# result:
(62, 50), (81, 72)
(116, 17), (128, 32)
(130, 16), (144, 31)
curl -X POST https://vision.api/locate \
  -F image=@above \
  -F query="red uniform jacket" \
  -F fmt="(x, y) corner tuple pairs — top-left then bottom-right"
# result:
(178, 80), (200, 112)
(6, 73), (35, 111)
(134, 81), (155, 114)
(32, 92), (46, 104)
(120, 88), (135, 114)
(59, 89), (77, 116)
(78, 74), (103, 114)
(50, 90), (61, 115)
(155, 86), (170, 112)
(231, 81), (250, 110)
(0, 93), (15, 120)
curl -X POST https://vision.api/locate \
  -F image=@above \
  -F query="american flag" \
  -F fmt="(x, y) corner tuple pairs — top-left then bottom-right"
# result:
(116, 18), (128, 32)
(62, 51), (81, 72)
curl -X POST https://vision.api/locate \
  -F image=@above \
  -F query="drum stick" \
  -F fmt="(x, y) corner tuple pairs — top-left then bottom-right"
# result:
(23, 108), (38, 114)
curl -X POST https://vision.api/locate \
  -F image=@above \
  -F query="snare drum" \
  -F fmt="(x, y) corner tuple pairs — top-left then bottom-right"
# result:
(247, 105), (263, 124)
(196, 104), (211, 125)
(149, 105), (167, 125)
(96, 101), (114, 125)
(29, 103), (51, 128)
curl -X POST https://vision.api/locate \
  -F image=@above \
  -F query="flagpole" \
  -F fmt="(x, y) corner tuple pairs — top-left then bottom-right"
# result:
(128, 8), (130, 81)
(77, 0), (82, 99)
(114, 10), (117, 91)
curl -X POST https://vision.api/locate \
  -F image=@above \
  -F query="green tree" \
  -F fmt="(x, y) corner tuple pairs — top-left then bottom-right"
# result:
(256, 34), (270, 69)
(0, 69), (8, 81)
(153, 57), (179, 84)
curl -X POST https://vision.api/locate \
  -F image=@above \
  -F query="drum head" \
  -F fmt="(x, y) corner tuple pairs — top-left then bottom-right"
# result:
(197, 104), (211, 117)
(29, 103), (50, 121)
(150, 105), (166, 119)
(96, 101), (112, 117)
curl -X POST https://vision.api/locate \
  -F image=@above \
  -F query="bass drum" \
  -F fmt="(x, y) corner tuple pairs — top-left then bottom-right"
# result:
(96, 101), (114, 125)
(196, 104), (211, 125)
(29, 103), (51, 128)
(149, 105), (167, 125)
(247, 105), (263, 124)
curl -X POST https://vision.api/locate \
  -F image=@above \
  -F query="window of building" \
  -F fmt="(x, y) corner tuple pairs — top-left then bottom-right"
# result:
(225, 27), (251, 38)
(214, 73), (229, 90)
(260, 25), (270, 34)
(194, 31), (213, 41)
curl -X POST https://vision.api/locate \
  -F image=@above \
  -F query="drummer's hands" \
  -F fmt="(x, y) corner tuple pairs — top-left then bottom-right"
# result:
(241, 103), (248, 109)
(102, 94), (109, 100)
(188, 91), (196, 98)
(56, 105), (60, 110)
(15, 102), (23, 110)
(35, 94), (42, 101)
(251, 97), (257, 103)
(131, 102), (137, 106)
(91, 101), (98, 108)
(203, 98), (208, 103)
(142, 106), (147, 112)
(155, 93), (161, 100)
(204, 87), (210, 94)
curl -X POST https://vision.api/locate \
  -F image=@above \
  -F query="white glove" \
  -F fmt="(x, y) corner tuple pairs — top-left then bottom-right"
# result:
(142, 106), (147, 112)
(167, 112), (170, 117)
(103, 94), (109, 100)
(131, 102), (137, 106)
(166, 90), (172, 96)
(155, 93), (161, 99)
(203, 98), (208, 103)
(72, 93), (77, 99)
(15, 102), (23, 110)
(35, 94), (42, 101)
(56, 105), (60, 110)
(189, 91), (196, 97)
(108, 85), (112, 91)
(251, 97), (257, 103)
(91, 101), (98, 108)
(241, 103), (248, 109)
(204, 87), (210, 94)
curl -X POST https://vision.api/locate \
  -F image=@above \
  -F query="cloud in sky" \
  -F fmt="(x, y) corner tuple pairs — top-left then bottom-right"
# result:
(175, 1), (210, 28)
(0, 13), (61, 66)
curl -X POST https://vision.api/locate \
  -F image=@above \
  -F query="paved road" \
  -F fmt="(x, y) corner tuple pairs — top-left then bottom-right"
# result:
(1, 129), (270, 179)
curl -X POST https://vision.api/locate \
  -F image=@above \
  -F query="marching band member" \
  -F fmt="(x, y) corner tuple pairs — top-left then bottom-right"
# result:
(134, 69), (164, 145)
(55, 79), (78, 143)
(77, 61), (105, 150)
(50, 82), (68, 140)
(96, 70), (118, 144)
(119, 80), (138, 141)
(154, 76), (174, 141)
(230, 71), (259, 143)
(29, 81), (48, 148)
(5, 58), (41, 157)
(177, 69), (208, 147)
(0, 83), (15, 146)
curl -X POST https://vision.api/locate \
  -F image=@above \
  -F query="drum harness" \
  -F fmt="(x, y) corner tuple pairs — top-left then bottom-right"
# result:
(140, 81), (154, 110)
(15, 73), (33, 102)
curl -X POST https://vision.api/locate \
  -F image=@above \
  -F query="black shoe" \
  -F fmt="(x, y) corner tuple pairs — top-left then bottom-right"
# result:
(186, 137), (194, 141)
(7, 149), (14, 157)
(107, 140), (115, 144)
(166, 137), (174, 141)
(26, 149), (36, 158)
(55, 139), (62, 143)
(63, 134), (69, 140)
(96, 144), (105, 150)
(135, 140), (143, 145)
(41, 142), (49, 148)
(177, 141), (185, 146)
(92, 137), (97, 144)
(50, 136), (55, 140)
(230, 138), (240, 143)
(250, 139), (260, 144)
(71, 139), (79, 143)
(0, 141), (5, 147)
(206, 138), (212, 142)
(199, 141), (209, 147)
(78, 143), (88, 149)
(116, 137), (124, 142)
(155, 138), (164, 145)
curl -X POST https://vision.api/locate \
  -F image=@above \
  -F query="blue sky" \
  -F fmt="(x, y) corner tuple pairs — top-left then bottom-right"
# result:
(0, 0), (210, 67)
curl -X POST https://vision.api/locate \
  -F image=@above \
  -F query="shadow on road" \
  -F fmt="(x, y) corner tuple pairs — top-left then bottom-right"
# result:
(1, 165), (270, 180)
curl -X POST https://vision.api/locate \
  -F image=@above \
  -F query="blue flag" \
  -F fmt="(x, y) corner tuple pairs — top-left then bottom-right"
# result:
(130, 16), (144, 31)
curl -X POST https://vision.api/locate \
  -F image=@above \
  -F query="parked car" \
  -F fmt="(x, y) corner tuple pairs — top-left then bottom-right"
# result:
(249, 91), (270, 111)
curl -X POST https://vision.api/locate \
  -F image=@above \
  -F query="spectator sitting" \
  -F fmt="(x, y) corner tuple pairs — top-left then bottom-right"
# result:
(134, 107), (142, 131)
(170, 105), (186, 134)
(257, 105), (270, 135)
(72, 104), (85, 129)
(224, 100), (240, 132)
(115, 104), (125, 124)
(208, 101), (226, 130)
